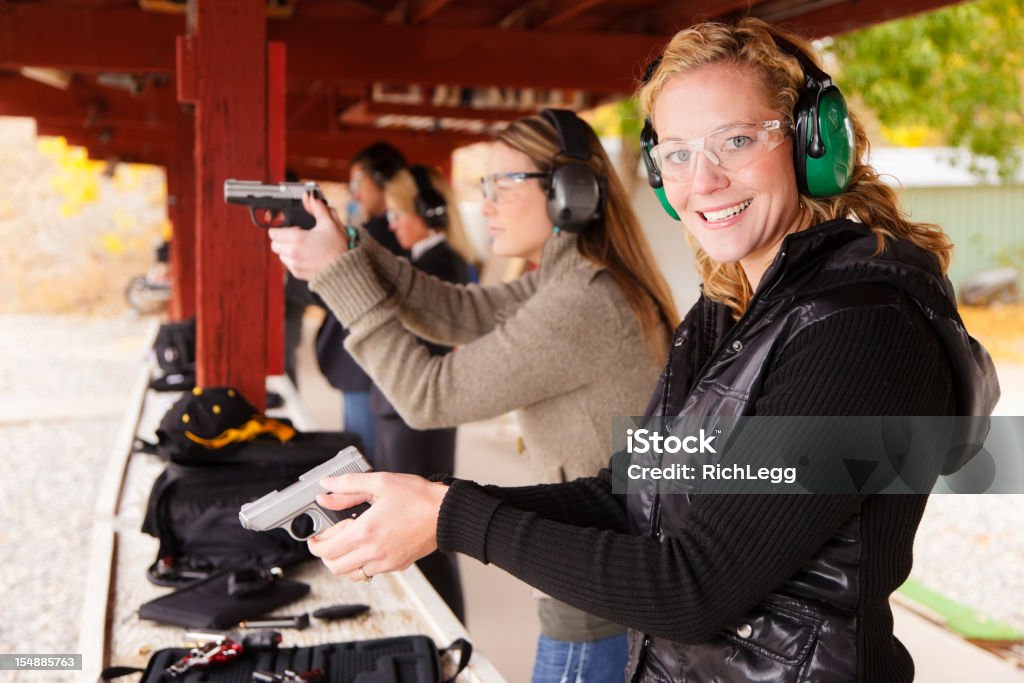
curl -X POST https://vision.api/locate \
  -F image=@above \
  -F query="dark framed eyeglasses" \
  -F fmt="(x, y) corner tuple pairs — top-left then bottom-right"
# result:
(479, 172), (547, 203)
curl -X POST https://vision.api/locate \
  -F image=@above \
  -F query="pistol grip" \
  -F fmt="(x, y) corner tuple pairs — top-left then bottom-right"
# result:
(287, 207), (317, 230)
(288, 502), (369, 541)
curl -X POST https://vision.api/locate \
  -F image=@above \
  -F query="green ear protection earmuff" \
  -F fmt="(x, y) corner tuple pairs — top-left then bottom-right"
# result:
(640, 35), (855, 221)
(774, 36), (855, 197)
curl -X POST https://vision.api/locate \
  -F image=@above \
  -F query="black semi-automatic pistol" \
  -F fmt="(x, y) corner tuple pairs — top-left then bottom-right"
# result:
(224, 179), (325, 229)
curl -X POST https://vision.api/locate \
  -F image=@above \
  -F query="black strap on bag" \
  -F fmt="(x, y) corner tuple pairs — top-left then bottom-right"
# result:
(97, 665), (143, 681)
(98, 635), (473, 682)
(439, 638), (473, 683)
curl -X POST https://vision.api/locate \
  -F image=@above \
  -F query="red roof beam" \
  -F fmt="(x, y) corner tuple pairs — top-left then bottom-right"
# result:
(0, 6), (664, 94)
(0, 72), (175, 125)
(34, 122), (169, 163)
(288, 128), (489, 159)
(0, 5), (181, 72)
(279, 22), (664, 92)
(749, 0), (961, 38)
(363, 99), (535, 122)
(408, 0), (458, 24)
(538, 0), (611, 29)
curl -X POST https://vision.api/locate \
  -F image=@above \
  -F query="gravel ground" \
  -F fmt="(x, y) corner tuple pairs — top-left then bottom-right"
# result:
(0, 314), (151, 682)
(0, 313), (1022, 678)
(912, 494), (1024, 632)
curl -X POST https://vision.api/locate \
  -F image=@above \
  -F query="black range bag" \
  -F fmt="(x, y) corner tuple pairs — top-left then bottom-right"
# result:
(139, 387), (363, 586)
(99, 635), (473, 683)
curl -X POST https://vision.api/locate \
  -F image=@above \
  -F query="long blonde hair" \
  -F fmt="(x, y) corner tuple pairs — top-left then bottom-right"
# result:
(639, 18), (953, 318)
(384, 166), (477, 266)
(497, 115), (680, 361)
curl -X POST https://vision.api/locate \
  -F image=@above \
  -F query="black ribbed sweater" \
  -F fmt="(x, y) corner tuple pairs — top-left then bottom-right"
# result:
(437, 305), (955, 681)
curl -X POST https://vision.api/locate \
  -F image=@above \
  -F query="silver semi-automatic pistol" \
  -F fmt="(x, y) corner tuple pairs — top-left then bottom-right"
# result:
(239, 447), (372, 541)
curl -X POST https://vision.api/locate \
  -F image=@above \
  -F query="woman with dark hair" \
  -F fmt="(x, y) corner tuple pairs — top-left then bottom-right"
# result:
(269, 111), (679, 681)
(315, 142), (410, 461)
(289, 18), (999, 683)
(366, 164), (472, 620)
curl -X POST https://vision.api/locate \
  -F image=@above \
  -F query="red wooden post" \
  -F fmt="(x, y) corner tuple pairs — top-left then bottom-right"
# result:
(177, 0), (269, 409)
(265, 41), (286, 378)
(167, 103), (196, 321)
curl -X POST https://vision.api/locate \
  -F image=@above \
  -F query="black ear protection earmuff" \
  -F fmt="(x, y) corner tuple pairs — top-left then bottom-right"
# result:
(539, 108), (604, 233)
(640, 34), (855, 221)
(409, 164), (449, 230)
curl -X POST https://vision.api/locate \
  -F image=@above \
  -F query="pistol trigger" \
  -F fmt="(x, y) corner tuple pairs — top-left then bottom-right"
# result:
(313, 505), (339, 532)
(250, 206), (271, 229)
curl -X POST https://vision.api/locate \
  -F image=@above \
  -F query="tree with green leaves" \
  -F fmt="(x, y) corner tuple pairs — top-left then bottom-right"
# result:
(827, 0), (1024, 181)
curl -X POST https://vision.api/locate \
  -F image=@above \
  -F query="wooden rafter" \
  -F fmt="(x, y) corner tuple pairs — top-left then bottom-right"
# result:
(344, 99), (533, 123)
(408, 0), (458, 24)
(0, 6), (665, 93)
(752, 0), (955, 38)
(748, 0), (847, 24)
(277, 21), (666, 92)
(0, 5), (183, 72)
(288, 128), (490, 158)
(639, 0), (758, 32)
(385, 0), (409, 23)
(538, 0), (610, 29)
(497, 0), (547, 29)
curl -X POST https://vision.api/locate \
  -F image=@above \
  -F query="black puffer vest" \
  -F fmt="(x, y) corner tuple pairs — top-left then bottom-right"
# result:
(625, 219), (999, 682)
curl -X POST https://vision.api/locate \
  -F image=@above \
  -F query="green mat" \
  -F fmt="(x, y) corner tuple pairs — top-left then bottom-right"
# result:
(898, 578), (1024, 642)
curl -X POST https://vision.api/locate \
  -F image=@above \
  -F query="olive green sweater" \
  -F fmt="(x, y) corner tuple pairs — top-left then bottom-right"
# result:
(311, 230), (665, 640)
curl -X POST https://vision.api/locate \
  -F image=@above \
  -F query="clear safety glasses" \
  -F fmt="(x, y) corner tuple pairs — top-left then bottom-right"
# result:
(649, 120), (792, 182)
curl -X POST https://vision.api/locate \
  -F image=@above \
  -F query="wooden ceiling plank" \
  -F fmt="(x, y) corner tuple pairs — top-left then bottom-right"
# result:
(338, 100), (376, 125)
(752, 0), (957, 37)
(615, 0), (752, 34)
(363, 100), (532, 122)
(278, 22), (667, 93)
(409, 0), (458, 24)
(1, 6), (663, 94)
(539, 0), (610, 29)
(385, 0), (409, 23)
(497, 0), (547, 29)
(0, 75), (174, 126)
(0, 5), (182, 72)
(286, 82), (326, 126)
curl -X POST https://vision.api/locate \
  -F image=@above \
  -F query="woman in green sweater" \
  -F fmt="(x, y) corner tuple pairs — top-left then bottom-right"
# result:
(269, 110), (679, 682)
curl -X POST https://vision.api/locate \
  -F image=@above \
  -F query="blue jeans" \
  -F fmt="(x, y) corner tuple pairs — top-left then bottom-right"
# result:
(532, 633), (628, 683)
(342, 391), (376, 463)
